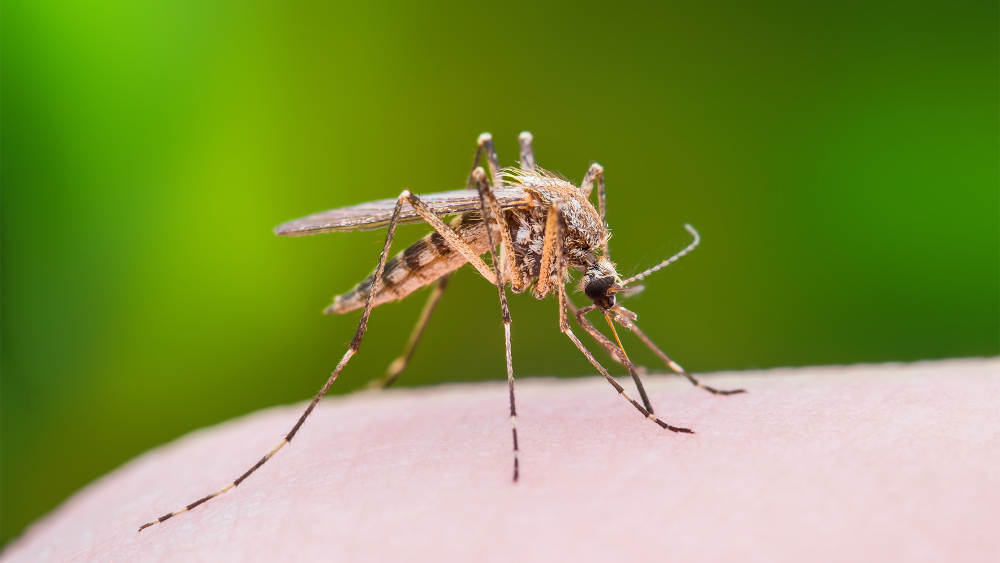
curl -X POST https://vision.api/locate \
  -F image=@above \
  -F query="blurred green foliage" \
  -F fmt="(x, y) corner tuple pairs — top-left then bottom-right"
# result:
(2, 0), (996, 546)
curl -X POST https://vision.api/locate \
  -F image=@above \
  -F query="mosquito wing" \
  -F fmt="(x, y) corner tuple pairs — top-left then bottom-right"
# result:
(274, 186), (530, 236)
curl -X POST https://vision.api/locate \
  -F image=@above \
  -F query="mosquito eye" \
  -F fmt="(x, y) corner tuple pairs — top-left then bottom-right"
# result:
(585, 276), (617, 309)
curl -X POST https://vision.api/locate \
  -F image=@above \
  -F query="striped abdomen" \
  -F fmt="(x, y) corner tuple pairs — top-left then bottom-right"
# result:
(327, 212), (490, 314)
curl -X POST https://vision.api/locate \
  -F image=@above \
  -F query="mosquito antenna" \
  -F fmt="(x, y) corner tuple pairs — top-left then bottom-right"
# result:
(621, 224), (700, 287)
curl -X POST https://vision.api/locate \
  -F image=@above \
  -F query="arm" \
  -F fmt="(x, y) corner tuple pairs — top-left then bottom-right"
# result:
(4, 358), (997, 562)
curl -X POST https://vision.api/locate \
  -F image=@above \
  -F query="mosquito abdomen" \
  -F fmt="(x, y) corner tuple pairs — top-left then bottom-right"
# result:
(327, 212), (489, 314)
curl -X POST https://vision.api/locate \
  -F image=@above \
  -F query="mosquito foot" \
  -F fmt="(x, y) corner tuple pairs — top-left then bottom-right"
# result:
(699, 384), (746, 395)
(654, 419), (694, 433)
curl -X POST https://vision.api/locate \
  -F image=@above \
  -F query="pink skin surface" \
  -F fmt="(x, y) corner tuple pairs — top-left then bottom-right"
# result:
(4, 358), (998, 562)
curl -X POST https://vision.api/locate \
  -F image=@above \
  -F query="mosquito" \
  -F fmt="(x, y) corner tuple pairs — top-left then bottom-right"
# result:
(138, 131), (744, 532)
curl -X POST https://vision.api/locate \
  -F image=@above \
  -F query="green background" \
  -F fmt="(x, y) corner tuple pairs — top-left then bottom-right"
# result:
(2, 0), (997, 546)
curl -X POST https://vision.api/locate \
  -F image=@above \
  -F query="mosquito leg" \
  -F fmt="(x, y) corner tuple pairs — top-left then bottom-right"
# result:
(532, 203), (564, 299)
(139, 189), (412, 532)
(568, 302), (624, 365)
(474, 132), (502, 183)
(614, 306), (745, 395)
(578, 163), (609, 257)
(472, 166), (520, 482)
(570, 302), (656, 413)
(367, 275), (450, 390)
(518, 131), (536, 170)
(402, 190), (497, 284)
(542, 205), (688, 431)
(472, 134), (523, 291)
(557, 287), (692, 433)
(402, 176), (525, 291)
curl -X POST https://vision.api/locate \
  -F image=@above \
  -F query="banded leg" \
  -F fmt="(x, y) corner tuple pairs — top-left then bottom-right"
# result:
(139, 189), (414, 532)
(549, 222), (691, 433)
(570, 302), (656, 413)
(614, 305), (745, 396)
(537, 197), (653, 410)
(367, 275), (450, 390)
(472, 166), (520, 482)
(138, 188), (502, 531)
(559, 286), (693, 433)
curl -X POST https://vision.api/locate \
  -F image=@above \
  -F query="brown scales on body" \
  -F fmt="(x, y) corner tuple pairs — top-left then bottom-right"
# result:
(330, 167), (614, 314)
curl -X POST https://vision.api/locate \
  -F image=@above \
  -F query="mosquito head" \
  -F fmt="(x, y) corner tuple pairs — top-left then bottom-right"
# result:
(582, 260), (622, 311)
(584, 276), (616, 310)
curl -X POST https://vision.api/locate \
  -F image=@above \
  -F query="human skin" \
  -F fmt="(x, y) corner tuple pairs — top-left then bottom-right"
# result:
(3, 358), (998, 562)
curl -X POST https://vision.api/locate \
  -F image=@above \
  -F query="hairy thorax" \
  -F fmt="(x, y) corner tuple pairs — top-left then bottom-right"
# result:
(502, 169), (609, 295)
